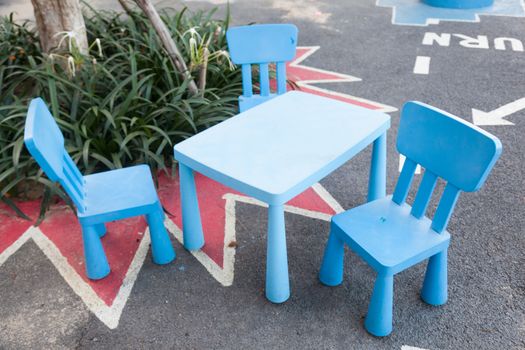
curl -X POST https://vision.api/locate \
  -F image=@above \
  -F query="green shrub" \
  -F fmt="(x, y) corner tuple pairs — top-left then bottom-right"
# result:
(0, 4), (243, 218)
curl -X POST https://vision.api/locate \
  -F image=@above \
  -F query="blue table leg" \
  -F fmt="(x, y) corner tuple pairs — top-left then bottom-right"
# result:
(266, 204), (290, 303)
(367, 132), (387, 202)
(94, 223), (106, 238)
(179, 163), (205, 250)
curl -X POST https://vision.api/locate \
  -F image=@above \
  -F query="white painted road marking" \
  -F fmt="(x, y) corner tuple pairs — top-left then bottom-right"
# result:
(0, 183), (344, 329)
(413, 56), (431, 75)
(423, 32), (524, 52)
(0, 226), (151, 329)
(472, 97), (525, 126)
(289, 46), (398, 113)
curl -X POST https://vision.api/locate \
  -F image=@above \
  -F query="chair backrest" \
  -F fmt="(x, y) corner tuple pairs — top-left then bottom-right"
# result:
(392, 101), (502, 233)
(24, 98), (85, 212)
(226, 24), (298, 112)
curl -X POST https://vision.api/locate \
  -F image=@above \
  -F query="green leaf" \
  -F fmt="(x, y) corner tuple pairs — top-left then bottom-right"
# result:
(0, 7), (242, 219)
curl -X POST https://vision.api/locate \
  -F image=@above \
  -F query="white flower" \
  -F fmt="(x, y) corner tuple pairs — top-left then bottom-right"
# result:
(94, 38), (103, 57)
(55, 30), (77, 52)
(216, 50), (235, 70)
(183, 27), (202, 42)
(189, 37), (198, 63)
(67, 56), (76, 77)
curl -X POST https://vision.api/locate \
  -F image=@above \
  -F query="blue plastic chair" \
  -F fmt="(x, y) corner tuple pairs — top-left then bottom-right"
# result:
(24, 98), (175, 280)
(226, 24), (298, 112)
(319, 101), (502, 336)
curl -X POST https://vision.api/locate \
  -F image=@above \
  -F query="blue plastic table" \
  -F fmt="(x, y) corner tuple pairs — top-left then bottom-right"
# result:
(174, 91), (391, 303)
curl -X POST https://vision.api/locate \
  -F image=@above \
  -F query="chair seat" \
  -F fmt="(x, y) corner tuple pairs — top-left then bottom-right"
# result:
(332, 196), (450, 275)
(78, 165), (159, 224)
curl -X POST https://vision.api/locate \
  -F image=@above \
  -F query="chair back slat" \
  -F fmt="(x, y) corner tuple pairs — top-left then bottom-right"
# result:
(24, 98), (85, 212)
(398, 102), (502, 192)
(63, 154), (84, 204)
(60, 175), (85, 211)
(64, 153), (83, 183)
(410, 170), (438, 219)
(392, 157), (417, 205)
(431, 184), (461, 233)
(227, 24), (298, 112)
(276, 62), (287, 95)
(63, 164), (83, 198)
(259, 63), (270, 96)
(241, 64), (253, 97)
(393, 101), (502, 233)
(63, 153), (85, 211)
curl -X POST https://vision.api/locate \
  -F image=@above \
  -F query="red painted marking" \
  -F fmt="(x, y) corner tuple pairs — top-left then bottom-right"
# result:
(158, 172), (237, 268)
(289, 48), (349, 81)
(0, 201), (38, 254)
(287, 187), (335, 214)
(158, 173), (335, 268)
(298, 85), (381, 110)
(1, 174), (336, 306)
(38, 206), (146, 305)
(285, 47), (383, 110)
(0, 45), (385, 311)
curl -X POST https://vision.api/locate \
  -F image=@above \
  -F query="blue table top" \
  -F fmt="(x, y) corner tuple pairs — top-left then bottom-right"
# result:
(174, 91), (391, 204)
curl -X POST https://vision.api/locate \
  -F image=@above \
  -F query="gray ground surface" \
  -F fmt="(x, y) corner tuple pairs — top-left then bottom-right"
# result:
(0, 0), (524, 349)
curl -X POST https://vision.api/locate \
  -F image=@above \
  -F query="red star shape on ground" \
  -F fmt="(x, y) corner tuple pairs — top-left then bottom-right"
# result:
(0, 46), (395, 328)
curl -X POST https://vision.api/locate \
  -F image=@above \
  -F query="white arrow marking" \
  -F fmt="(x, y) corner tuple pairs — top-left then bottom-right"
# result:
(472, 97), (525, 126)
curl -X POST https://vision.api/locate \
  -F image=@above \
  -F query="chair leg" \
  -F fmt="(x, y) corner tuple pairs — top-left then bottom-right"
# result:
(364, 273), (394, 337)
(421, 249), (448, 306)
(319, 230), (345, 286)
(81, 224), (110, 280)
(266, 204), (290, 303)
(179, 163), (205, 250)
(146, 205), (176, 265)
(94, 223), (106, 238)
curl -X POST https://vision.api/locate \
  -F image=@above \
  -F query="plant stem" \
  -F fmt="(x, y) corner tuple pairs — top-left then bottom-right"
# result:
(117, 0), (134, 17)
(134, 0), (199, 96)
